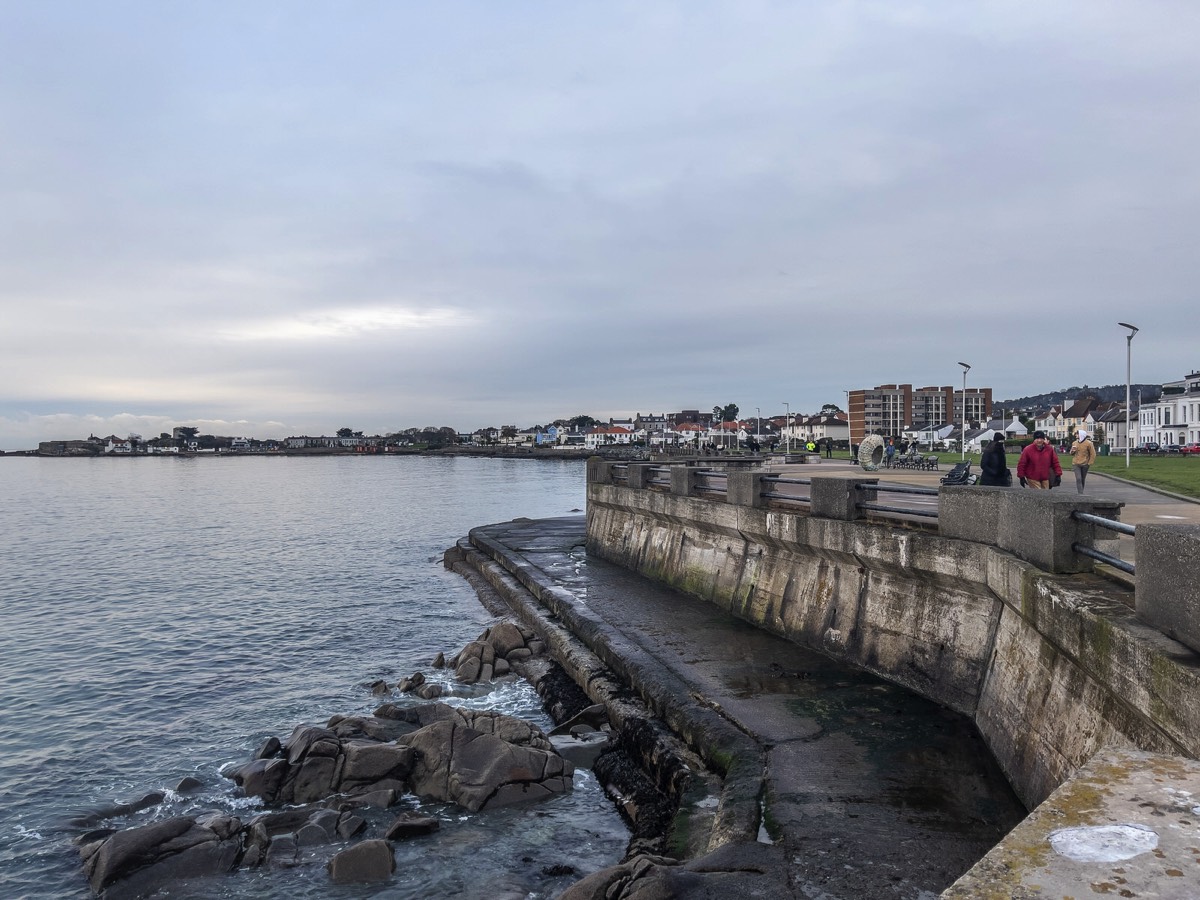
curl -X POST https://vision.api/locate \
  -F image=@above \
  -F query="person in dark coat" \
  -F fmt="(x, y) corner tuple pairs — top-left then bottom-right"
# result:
(979, 432), (1011, 486)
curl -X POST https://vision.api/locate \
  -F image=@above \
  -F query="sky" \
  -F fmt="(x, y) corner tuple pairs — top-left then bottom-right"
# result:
(1, 1), (1196, 450)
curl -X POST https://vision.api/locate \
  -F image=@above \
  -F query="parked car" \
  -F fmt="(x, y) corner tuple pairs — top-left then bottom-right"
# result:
(1142, 442), (1160, 452)
(1181, 443), (1200, 455)
(1162, 444), (1183, 453)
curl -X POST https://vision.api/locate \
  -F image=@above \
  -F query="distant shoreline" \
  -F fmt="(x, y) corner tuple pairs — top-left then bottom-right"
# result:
(1, 446), (600, 461)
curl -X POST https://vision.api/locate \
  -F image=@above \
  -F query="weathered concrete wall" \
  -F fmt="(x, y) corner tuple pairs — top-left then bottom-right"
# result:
(586, 481), (1200, 809)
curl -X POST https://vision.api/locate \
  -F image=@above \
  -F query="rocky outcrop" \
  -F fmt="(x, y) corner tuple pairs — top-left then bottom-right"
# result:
(79, 814), (242, 898)
(447, 622), (547, 684)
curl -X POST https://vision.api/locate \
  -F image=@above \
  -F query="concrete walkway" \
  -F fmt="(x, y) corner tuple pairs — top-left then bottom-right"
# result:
(462, 516), (1026, 899)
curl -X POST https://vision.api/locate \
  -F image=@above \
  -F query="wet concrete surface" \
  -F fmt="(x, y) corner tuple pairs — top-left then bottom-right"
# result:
(475, 516), (1027, 899)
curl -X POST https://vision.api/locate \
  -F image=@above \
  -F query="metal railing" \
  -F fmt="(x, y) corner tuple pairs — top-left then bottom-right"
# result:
(855, 481), (940, 518)
(1070, 511), (1136, 575)
(759, 475), (811, 505)
(695, 469), (727, 496)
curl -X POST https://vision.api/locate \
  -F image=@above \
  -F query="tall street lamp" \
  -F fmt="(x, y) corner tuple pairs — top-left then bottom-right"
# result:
(755, 407), (761, 445)
(958, 362), (971, 460)
(783, 402), (791, 454)
(844, 390), (851, 453)
(1120, 322), (1138, 467)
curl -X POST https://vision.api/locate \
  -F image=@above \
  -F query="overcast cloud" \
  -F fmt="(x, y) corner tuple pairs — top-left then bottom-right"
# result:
(1, 1), (1195, 449)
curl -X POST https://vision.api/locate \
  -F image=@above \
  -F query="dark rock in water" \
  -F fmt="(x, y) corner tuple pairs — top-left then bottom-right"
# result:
(488, 622), (527, 658)
(67, 790), (167, 828)
(414, 683), (443, 700)
(81, 815), (242, 897)
(550, 703), (610, 736)
(432, 651), (446, 668)
(557, 842), (791, 900)
(327, 838), (395, 884)
(404, 718), (573, 812)
(255, 736), (282, 760)
(542, 863), (577, 877)
(397, 671), (425, 693)
(384, 812), (440, 840)
(551, 731), (612, 769)
(343, 788), (397, 809)
(264, 832), (299, 870)
(174, 776), (203, 793)
(340, 741), (414, 787)
(369, 679), (390, 696)
(336, 814), (367, 840)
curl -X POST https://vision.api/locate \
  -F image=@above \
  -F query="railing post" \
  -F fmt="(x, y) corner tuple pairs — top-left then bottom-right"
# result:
(726, 471), (771, 508)
(994, 493), (1124, 574)
(939, 485), (1008, 544)
(670, 466), (699, 497)
(586, 456), (612, 485)
(810, 476), (877, 520)
(1135, 524), (1200, 653)
(625, 463), (654, 490)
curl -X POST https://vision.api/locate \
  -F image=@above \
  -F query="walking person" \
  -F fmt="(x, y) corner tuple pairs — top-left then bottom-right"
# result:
(884, 438), (895, 469)
(1069, 429), (1097, 494)
(1017, 431), (1063, 490)
(979, 432), (1012, 486)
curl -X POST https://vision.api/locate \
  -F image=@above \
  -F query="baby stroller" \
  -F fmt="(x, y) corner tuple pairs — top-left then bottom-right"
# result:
(939, 461), (977, 485)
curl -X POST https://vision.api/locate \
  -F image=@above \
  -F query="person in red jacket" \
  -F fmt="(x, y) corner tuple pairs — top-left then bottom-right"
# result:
(1016, 430), (1063, 489)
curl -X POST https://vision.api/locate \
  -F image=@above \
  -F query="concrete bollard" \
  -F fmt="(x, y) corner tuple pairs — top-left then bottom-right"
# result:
(939, 485), (1010, 545)
(625, 463), (654, 490)
(670, 466), (700, 497)
(995, 491), (1123, 574)
(1135, 524), (1200, 653)
(586, 457), (612, 485)
(810, 476), (877, 520)
(726, 471), (773, 508)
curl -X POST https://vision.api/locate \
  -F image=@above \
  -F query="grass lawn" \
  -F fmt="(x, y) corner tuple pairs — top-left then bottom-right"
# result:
(1083, 454), (1200, 499)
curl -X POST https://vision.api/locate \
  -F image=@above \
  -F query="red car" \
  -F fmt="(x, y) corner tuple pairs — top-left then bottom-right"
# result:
(1181, 443), (1200, 455)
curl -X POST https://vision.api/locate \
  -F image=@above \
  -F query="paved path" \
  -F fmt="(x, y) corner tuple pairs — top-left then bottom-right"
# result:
(470, 517), (1026, 899)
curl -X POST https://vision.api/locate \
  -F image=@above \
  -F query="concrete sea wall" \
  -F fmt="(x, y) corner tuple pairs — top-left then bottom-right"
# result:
(585, 466), (1200, 809)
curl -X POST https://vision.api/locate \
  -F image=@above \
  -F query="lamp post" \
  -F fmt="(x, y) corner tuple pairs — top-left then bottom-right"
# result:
(1120, 322), (1138, 467)
(783, 402), (791, 455)
(958, 362), (971, 460)
(755, 407), (761, 446)
(844, 390), (850, 454)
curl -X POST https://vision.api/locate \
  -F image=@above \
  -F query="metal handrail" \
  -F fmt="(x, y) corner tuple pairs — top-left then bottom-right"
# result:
(1073, 543), (1135, 575)
(854, 480), (940, 518)
(759, 474), (811, 504)
(1071, 510), (1137, 536)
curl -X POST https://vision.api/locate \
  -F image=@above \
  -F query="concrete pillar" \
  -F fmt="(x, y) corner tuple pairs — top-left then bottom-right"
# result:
(586, 457), (612, 485)
(810, 476), (878, 520)
(625, 463), (654, 490)
(670, 466), (700, 497)
(726, 471), (772, 508)
(1135, 524), (1200, 653)
(995, 492), (1124, 574)
(939, 485), (1010, 544)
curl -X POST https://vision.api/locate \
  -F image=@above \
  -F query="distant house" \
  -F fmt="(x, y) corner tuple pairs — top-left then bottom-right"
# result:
(585, 426), (634, 449)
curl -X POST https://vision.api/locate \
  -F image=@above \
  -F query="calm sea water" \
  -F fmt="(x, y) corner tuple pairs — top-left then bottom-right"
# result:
(0, 455), (627, 900)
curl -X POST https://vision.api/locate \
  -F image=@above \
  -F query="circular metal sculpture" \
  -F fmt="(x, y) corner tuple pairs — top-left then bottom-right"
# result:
(857, 434), (885, 471)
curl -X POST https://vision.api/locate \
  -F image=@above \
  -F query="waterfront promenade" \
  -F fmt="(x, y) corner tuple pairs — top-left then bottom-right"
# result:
(451, 461), (1200, 897)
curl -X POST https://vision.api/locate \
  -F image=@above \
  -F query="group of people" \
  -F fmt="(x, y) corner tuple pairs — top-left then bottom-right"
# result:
(979, 429), (1097, 493)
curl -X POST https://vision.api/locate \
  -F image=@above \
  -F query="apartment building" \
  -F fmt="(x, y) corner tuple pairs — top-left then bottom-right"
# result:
(848, 384), (992, 445)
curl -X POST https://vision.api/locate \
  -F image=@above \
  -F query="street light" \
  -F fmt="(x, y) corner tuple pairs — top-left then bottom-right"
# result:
(958, 362), (971, 460)
(755, 407), (761, 446)
(1120, 322), (1138, 467)
(844, 390), (850, 454)
(783, 402), (790, 455)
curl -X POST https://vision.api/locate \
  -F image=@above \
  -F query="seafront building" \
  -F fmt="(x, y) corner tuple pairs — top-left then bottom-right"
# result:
(847, 383), (992, 447)
(1138, 369), (1200, 448)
